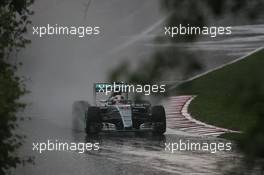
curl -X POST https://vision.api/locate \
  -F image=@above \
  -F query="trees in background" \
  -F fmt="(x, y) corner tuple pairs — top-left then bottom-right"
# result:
(108, 0), (264, 85)
(0, 0), (33, 174)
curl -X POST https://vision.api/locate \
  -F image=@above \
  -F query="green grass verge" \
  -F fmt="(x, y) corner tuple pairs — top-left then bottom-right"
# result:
(176, 48), (264, 134)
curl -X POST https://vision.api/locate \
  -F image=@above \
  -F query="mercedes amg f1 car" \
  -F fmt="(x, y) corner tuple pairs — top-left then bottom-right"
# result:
(84, 83), (166, 135)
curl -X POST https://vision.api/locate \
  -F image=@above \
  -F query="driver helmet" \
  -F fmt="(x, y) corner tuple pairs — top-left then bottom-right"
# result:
(111, 90), (124, 104)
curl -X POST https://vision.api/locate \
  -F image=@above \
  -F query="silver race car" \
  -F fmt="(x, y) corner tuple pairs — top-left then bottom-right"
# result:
(83, 83), (166, 135)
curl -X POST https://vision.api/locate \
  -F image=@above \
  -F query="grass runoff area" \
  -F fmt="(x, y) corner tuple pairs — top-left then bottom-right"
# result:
(176, 48), (264, 139)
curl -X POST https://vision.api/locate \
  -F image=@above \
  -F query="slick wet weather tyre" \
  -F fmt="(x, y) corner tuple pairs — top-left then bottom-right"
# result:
(86, 107), (102, 134)
(151, 106), (166, 134)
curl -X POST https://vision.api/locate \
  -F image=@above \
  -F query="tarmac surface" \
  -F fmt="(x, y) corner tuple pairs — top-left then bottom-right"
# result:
(16, 113), (243, 175)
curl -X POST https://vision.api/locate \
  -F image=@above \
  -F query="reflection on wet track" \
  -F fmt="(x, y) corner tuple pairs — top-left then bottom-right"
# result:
(16, 118), (242, 175)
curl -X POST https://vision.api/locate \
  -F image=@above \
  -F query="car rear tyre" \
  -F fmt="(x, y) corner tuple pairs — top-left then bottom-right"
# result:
(151, 106), (166, 134)
(86, 107), (102, 134)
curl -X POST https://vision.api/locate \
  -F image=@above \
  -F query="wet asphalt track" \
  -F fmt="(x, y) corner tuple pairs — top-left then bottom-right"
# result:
(16, 117), (243, 175)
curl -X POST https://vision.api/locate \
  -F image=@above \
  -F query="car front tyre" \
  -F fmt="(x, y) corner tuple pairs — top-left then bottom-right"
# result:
(86, 107), (102, 134)
(151, 106), (166, 135)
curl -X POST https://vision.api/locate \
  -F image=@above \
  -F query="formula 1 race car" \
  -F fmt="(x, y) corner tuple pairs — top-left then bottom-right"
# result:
(84, 83), (166, 135)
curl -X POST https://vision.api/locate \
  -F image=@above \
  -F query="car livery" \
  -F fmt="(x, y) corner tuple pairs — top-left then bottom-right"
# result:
(85, 83), (166, 134)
